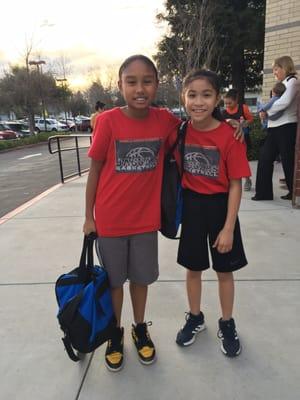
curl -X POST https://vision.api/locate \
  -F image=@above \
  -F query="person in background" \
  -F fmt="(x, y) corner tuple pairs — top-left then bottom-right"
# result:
(257, 82), (286, 130)
(252, 56), (298, 201)
(90, 101), (105, 130)
(222, 89), (253, 191)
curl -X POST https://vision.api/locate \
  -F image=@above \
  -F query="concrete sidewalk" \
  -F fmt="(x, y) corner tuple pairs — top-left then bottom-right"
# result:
(0, 161), (299, 400)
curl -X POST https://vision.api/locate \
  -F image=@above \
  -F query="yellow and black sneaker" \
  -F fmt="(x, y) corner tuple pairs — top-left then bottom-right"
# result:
(105, 327), (124, 372)
(131, 322), (156, 365)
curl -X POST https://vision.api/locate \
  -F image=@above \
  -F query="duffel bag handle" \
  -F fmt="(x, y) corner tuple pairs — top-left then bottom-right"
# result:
(79, 232), (97, 270)
(62, 336), (80, 362)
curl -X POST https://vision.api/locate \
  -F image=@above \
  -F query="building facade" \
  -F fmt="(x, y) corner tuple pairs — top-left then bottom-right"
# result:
(263, 0), (300, 100)
(263, 0), (300, 207)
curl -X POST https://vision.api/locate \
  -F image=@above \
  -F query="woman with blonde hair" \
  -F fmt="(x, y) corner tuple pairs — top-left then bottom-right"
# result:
(252, 55), (298, 201)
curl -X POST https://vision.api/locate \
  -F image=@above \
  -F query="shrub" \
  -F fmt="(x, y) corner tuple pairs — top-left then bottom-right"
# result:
(247, 117), (266, 161)
(0, 132), (69, 152)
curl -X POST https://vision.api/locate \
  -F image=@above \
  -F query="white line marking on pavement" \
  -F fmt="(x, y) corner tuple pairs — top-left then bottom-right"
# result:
(18, 153), (42, 160)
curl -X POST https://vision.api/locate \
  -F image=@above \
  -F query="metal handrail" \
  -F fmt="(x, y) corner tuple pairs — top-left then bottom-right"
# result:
(48, 134), (92, 183)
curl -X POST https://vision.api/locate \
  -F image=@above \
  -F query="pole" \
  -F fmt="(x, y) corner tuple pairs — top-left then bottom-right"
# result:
(38, 64), (47, 132)
(56, 78), (68, 126)
(29, 60), (46, 132)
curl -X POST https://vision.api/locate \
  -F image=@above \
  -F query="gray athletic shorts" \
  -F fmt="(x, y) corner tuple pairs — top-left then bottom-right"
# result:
(96, 231), (159, 288)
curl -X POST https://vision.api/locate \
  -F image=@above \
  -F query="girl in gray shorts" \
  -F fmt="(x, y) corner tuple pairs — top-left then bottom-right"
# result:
(83, 54), (180, 372)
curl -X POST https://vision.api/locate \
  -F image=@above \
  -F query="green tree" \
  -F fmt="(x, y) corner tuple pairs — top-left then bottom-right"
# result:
(154, 0), (266, 100)
(156, 78), (179, 107)
(0, 66), (38, 126)
(0, 66), (60, 132)
(69, 91), (90, 117)
(85, 79), (113, 110)
(51, 82), (73, 119)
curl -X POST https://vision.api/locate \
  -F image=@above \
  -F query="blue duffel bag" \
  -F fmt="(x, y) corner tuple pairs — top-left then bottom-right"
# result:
(55, 233), (116, 361)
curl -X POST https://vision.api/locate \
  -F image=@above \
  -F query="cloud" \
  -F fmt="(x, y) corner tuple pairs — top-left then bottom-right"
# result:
(0, 0), (165, 88)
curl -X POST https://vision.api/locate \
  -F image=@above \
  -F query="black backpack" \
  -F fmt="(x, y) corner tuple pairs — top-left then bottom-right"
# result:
(160, 121), (188, 239)
(55, 233), (116, 361)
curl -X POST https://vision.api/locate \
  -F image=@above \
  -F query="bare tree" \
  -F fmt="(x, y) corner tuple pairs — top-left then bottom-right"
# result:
(180, 0), (219, 72)
(50, 54), (73, 122)
(51, 54), (72, 80)
(155, 0), (220, 81)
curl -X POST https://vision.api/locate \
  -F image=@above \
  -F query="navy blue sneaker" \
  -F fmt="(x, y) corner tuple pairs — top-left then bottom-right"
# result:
(176, 312), (206, 346)
(217, 318), (241, 357)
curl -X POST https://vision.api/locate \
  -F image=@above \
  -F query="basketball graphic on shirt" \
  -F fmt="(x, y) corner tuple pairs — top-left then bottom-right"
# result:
(126, 147), (156, 160)
(116, 139), (161, 172)
(184, 145), (220, 178)
(185, 152), (210, 167)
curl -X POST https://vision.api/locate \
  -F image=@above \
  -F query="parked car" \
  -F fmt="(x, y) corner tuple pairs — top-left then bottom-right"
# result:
(34, 118), (69, 133)
(59, 118), (76, 132)
(0, 123), (18, 140)
(75, 116), (91, 132)
(170, 107), (188, 120)
(3, 121), (31, 138)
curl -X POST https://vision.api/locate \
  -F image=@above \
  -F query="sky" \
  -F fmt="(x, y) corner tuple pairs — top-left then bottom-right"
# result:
(0, 0), (166, 89)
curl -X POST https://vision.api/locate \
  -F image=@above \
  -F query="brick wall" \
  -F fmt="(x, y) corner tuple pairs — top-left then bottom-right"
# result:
(263, 0), (300, 100)
(263, 0), (300, 206)
(293, 96), (300, 207)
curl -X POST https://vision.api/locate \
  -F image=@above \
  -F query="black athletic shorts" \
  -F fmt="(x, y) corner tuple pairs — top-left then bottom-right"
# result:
(177, 189), (248, 272)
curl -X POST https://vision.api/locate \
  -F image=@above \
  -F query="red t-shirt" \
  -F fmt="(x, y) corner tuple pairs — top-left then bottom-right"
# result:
(225, 104), (254, 122)
(174, 121), (251, 194)
(88, 107), (179, 237)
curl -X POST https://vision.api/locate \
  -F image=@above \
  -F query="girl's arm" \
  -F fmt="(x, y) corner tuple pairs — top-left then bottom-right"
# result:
(241, 104), (254, 127)
(83, 159), (104, 235)
(268, 78), (298, 115)
(90, 113), (96, 129)
(225, 120), (244, 142)
(213, 179), (242, 253)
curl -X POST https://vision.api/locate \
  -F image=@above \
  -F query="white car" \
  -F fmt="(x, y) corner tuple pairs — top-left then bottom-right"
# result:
(34, 118), (69, 133)
(59, 119), (76, 131)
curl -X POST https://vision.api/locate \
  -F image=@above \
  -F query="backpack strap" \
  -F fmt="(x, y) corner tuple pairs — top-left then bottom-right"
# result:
(167, 120), (188, 176)
(287, 74), (297, 82)
(239, 103), (247, 120)
(178, 121), (188, 177)
(168, 120), (188, 155)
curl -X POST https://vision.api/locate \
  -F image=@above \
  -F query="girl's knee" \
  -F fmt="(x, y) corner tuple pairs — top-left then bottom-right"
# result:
(187, 269), (202, 280)
(216, 271), (233, 282)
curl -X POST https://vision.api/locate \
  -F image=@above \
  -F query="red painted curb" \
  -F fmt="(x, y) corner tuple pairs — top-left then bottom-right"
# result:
(0, 183), (62, 225)
(0, 172), (88, 226)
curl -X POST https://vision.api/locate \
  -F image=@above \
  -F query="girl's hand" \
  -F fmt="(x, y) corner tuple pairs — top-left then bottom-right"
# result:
(83, 218), (97, 235)
(226, 119), (244, 142)
(212, 229), (234, 253)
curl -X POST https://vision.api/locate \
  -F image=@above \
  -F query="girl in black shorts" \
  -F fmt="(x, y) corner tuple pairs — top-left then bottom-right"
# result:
(175, 69), (251, 357)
